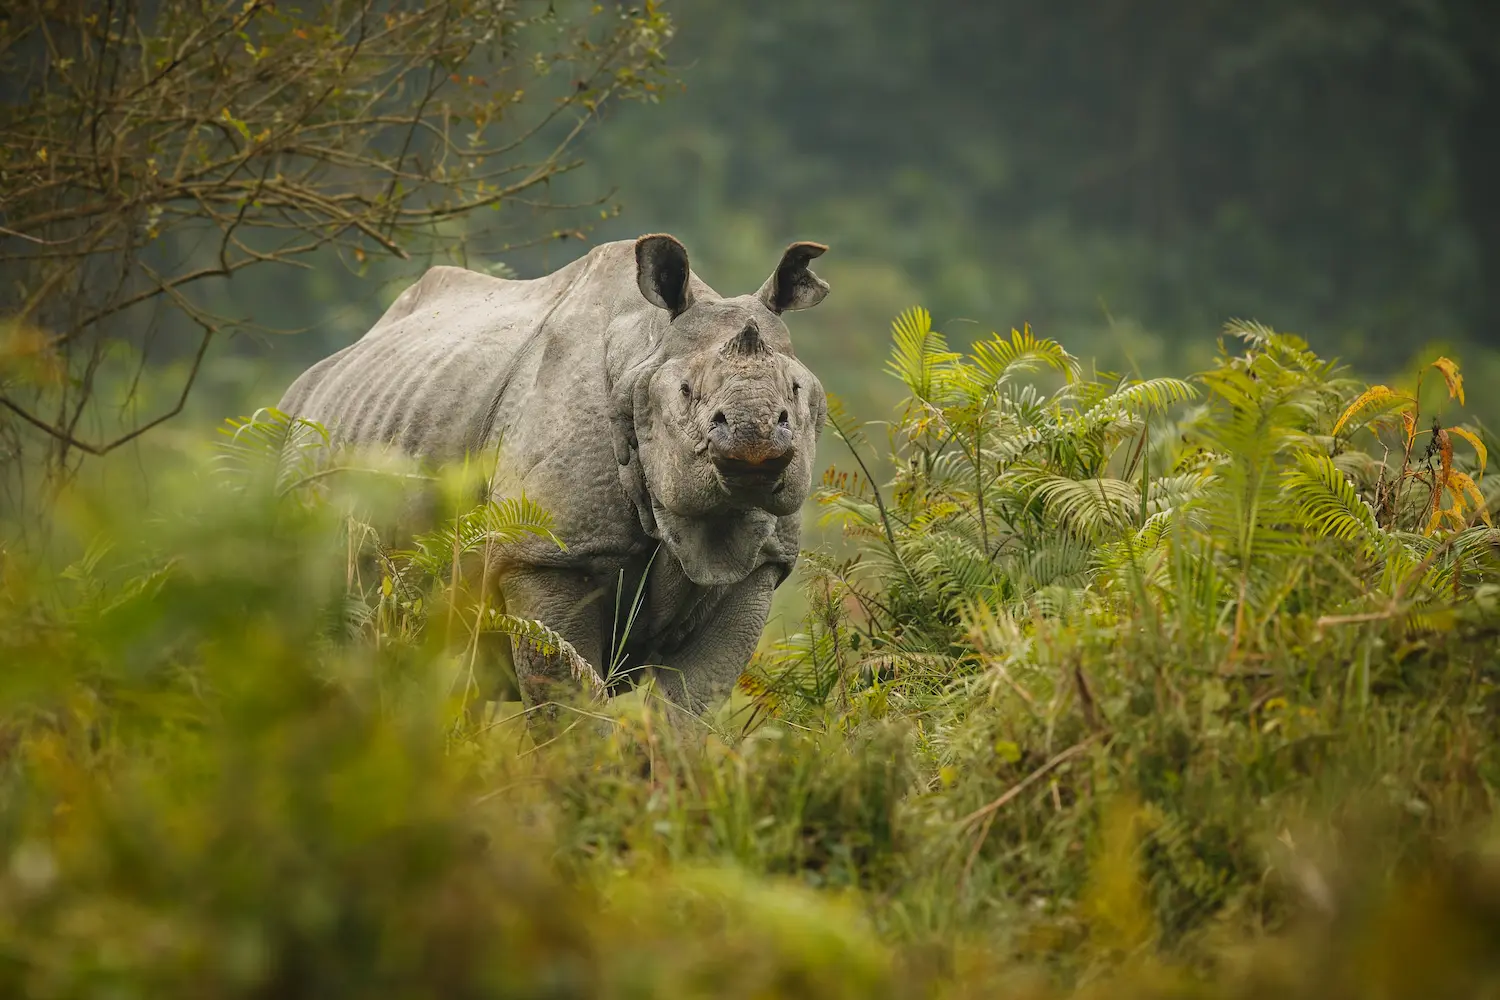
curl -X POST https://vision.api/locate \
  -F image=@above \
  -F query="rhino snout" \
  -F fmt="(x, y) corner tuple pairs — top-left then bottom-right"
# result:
(707, 414), (796, 481)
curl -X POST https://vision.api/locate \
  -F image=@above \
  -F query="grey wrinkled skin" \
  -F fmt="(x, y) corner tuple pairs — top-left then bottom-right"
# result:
(277, 234), (830, 720)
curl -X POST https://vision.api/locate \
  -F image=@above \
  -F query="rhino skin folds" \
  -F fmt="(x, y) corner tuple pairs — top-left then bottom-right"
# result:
(277, 234), (831, 720)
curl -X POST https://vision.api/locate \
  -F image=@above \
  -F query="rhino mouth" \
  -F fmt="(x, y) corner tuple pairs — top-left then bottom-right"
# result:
(711, 450), (794, 495)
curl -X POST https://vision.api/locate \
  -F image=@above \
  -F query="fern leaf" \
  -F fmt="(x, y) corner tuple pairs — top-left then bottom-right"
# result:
(825, 392), (873, 453)
(1452, 526), (1500, 558)
(1027, 475), (1139, 537)
(1284, 453), (1379, 547)
(214, 407), (332, 495)
(406, 494), (563, 576)
(963, 325), (1080, 393)
(478, 611), (606, 694)
(1223, 318), (1276, 348)
(1081, 377), (1199, 427)
(482, 495), (565, 548)
(886, 306), (959, 403)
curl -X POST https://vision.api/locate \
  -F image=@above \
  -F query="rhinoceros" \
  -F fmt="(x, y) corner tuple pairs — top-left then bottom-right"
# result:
(276, 234), (830, 721)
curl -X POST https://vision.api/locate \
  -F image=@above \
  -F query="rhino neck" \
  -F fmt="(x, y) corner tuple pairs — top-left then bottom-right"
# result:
(648, 499), (778, 587)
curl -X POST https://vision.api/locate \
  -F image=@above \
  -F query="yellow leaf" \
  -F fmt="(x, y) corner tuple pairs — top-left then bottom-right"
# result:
(36, 146), (48, 163)
(1402, 410), (1417, 449)
(1424, 505), (1446, 537)
(220, 107), (251, 140)
(1333, 385), (1409, 436)
(1448, 426), (1487, 477)
(1430, 357), (1464, 405)
(1447, 471), (1491, 527)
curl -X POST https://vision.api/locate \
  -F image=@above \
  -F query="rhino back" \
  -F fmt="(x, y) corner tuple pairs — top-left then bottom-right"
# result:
(278, 242), (664, 569)
(280, 251), (604, 463)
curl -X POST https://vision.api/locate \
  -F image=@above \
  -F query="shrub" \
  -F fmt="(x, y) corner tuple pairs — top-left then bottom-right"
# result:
(0, 311), (1497, 996)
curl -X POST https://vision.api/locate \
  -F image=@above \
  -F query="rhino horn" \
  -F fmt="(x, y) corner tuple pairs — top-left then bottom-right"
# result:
(722, 321), (769, 358)
(757, 241), (830, 314)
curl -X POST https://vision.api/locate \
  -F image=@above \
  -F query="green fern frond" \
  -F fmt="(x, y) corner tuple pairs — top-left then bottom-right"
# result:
(825, 392), (873, 453)
(886, 306), (959, 404)
(1026, 475), (1139, 537)
(1284, 452), (1380, 548)
(1452, 526), (1500, 559)
(815, 490), (887, 535)
(1027, 583), (1092, 621)
(404, 494), (562, 577)
(1146, 471), (1212, 517)
(754, 627), (847, 709)
(952, 325), (1080, 402)
(215, 407), (332, 497)
(1223, 318), (1276, 348)
(477, 611), (605, 694)
(1080, 377), (1199, 428)
(1006, 534), (1094, 593)
(995, 383), (1051, 429)
(796, 551), (887, 615)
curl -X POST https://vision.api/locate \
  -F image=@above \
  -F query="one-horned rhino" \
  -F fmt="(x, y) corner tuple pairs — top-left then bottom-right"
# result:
(276, 234), (831, 719)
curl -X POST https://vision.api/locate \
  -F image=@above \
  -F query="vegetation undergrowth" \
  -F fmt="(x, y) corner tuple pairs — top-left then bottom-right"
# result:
(1, 312), (1498, 997)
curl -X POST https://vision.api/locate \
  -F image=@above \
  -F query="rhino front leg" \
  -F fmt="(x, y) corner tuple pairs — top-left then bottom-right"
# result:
(651, 563), (781, 717)
(496, 567), (610, 725)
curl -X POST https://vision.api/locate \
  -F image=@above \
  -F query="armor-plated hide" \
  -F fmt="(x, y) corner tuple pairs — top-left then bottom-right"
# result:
(277, 235), (830, 715)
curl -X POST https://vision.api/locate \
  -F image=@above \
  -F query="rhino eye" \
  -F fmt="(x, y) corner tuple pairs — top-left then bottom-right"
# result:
(679, 382), (691, 398)
(792, 382), (801, 396)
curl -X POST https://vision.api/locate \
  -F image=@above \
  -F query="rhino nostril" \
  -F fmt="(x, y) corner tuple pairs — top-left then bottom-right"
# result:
(778, 410), (789, 426)
(713, 411), (727, 426)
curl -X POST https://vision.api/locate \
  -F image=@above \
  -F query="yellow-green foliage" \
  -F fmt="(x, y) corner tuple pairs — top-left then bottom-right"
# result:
(2, 314), (1499, 997)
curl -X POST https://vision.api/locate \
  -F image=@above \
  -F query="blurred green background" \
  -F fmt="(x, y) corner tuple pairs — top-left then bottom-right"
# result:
(5, 6), (1500, 995)
(200, 0), (1500, 429)
(140, 0), (1500, 630)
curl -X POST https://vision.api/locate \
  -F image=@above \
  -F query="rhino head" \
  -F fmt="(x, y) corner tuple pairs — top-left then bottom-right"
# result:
(614, 234), (830, 585)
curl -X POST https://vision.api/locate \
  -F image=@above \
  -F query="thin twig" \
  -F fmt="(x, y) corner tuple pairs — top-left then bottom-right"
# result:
(956, 738), (1097, 892)
(956, 738), (1096, 830)
(829, 409), (898, 548)
(0, 326), (212, 456)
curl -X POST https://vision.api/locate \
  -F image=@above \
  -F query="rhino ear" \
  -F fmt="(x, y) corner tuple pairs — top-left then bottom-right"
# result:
(758, 241), (829, 314)
(635, 233), (693, 318)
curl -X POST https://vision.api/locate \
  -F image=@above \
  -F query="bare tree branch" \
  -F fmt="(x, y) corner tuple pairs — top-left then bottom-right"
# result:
(1, 325), (213, 457)
(0, 0), (676, 483)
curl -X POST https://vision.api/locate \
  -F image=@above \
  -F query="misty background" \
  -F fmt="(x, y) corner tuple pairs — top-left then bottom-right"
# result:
(195, 0), (1500, 437)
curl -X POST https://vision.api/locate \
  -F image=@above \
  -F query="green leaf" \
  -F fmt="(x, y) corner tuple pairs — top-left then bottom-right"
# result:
(885, 306), (959, 404)
(1284, 452), (1380, 551)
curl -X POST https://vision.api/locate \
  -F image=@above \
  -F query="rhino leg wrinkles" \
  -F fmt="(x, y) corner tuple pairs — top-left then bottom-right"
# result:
(639, 563), (780, 716)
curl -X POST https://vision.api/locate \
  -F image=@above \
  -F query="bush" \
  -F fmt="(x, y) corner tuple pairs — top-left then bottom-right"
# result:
(0, 312), (1497, 996)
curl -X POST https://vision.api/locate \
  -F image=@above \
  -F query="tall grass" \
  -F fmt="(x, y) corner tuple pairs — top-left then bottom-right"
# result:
(1, 312), (1498, 997)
